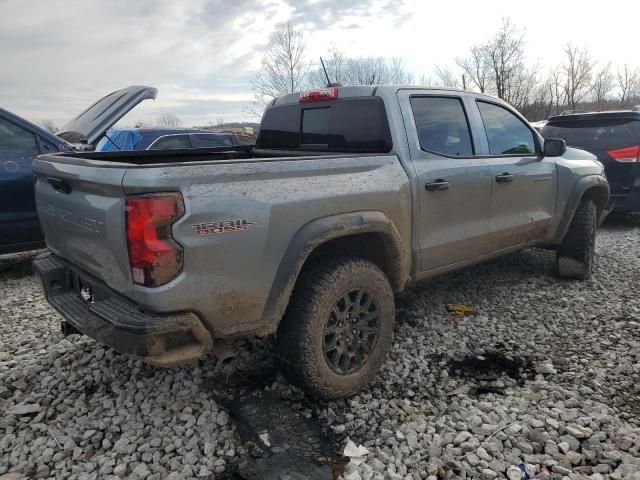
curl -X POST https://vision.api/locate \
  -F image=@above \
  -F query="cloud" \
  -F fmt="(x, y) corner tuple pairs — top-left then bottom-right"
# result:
(0, 0), (414, 125)
(0, 0), (286, 124)
(287, 0), (409, 29)
(1, 0), (637, 127)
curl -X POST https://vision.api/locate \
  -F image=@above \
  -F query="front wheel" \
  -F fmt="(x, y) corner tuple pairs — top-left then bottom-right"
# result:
(275, 257), (395, 399)
(556, 199), (597, 280)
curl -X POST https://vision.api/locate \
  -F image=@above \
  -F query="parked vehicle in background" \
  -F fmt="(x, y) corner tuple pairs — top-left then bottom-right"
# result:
(56, 86), (158, 149)
(0, 108), (73, 254)
(95, 128), (242, 152)
(0, 85), (248, 254)
(33, 86), (608, 399)
(541, 110), (640, 214)
(530, 120), (547, 132)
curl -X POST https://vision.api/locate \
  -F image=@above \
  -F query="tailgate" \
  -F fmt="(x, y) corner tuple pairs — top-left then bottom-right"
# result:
(33, 156), (133, 294)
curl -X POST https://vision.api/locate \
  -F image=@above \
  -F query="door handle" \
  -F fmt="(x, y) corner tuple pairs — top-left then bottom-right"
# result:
(48, 177), (72, 194)
(495, 172), (515, 183)
(425, 179), (450, 191)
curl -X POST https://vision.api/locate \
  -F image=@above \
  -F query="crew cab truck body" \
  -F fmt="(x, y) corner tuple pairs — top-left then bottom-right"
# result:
(33, 86), (609, 399)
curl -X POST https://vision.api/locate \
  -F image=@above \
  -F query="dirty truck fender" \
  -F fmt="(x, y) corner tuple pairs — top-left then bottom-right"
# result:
(259, 211), (411, 336)
(552, 175), (609, 245)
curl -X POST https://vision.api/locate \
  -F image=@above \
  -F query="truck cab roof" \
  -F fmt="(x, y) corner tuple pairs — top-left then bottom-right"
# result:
(271, 85), (502, 106)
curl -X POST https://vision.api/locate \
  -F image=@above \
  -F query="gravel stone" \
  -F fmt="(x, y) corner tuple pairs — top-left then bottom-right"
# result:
(2, 224), (640, 479)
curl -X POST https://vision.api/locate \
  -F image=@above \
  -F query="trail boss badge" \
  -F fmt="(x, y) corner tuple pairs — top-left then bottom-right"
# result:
(190, 219), (255, 236)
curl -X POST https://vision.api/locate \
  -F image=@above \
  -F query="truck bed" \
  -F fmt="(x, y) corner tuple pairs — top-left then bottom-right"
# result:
(32, 149), (413, 339)
(51, 146), (369, 166)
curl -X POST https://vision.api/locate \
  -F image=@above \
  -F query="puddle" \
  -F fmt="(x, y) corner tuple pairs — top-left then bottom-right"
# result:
(446, 349), (534, 395)
(218, 390), (345, 480)
(207, 351), (346, 480)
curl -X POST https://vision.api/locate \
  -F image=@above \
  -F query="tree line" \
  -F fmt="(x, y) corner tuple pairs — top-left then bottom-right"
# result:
(249, 19), (640, 121)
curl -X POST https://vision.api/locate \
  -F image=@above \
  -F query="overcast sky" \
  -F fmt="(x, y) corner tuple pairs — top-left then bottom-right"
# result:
(1, 0), (638, 127)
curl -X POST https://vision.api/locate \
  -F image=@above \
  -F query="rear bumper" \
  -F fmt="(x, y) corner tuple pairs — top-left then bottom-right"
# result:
(611, 187), (640, 213)
(33, 253), (212, 367)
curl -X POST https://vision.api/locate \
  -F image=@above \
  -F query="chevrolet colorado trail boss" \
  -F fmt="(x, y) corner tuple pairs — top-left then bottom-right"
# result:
(33, 86), (609, 399)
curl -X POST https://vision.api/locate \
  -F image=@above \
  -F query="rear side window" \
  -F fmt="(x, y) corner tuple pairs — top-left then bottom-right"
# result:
(192, 134), (234, 148)
(541, 119), (640, 151)
(148, 134), (192, 150)
(477, 101), (536, 155)
(410, 96), (473, 156)
(257, 98), (392, 152)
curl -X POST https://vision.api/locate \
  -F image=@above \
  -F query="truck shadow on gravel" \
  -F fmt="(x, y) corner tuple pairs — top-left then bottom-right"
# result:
(0, 251), (42, 280)
(601, 213), (640, 229)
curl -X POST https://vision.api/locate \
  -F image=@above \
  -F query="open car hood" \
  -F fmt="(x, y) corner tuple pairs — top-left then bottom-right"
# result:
(58, 85), (157, 147)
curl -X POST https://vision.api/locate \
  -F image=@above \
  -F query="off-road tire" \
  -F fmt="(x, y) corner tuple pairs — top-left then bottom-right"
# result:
(275, 257), (395, 400)
(557, 199), (597, 280)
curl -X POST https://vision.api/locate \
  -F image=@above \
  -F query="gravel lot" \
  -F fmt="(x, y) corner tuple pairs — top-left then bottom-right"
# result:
(1, 219), (639, 480)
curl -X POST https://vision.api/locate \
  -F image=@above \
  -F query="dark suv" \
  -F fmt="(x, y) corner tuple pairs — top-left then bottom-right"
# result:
(541, 110), (640, 213)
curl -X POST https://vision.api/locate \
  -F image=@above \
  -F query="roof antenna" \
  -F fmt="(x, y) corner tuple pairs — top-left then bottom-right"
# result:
(320, 57), (341, 87)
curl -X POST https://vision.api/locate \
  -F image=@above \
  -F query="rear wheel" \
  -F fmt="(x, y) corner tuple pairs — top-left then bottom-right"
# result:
(276, 257), (395, 399)
(556, 199), (597, 280)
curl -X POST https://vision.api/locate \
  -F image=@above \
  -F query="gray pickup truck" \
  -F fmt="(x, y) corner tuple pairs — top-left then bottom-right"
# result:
(33, 86), (609, 399)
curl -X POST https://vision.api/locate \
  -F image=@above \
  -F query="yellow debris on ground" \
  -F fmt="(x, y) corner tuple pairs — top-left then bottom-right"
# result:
(446, 304), (478, 316)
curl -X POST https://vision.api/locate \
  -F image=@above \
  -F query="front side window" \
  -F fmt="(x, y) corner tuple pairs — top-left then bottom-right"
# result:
(0, 117), (39, 172)
(410, 96), (473, 156)
(148, 134), (192, 150)
(477, 101), (536, 155)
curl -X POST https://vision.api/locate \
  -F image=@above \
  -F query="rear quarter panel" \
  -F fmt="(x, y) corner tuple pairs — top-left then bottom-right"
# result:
(122, 155), (412, 337)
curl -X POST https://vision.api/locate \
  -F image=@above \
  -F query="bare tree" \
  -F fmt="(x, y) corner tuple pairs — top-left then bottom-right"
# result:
(433, 65), (465, 89)
(388, 57), (414, 84)
(547, 68), (565, 116)
(344, 57), (390, 85)
(311, 46), (347, 86)
(456, 46), (490, 93)
(457, 18), (533, 106)
(249, 22), (308, 114)
(156, 113), (182, 128)
(40, 119), (58, 134)
(483, 18), (527, 103)
(591, 63), (613, 111)
(311, 52), (414, 87)
(616, 64), (640, 107)
(522, 79), (552, 120)
(561, 43), (594, 110)
(134, 120), (153, 128)
(417, 73), (434, 86)
(507, 64), (538, 111)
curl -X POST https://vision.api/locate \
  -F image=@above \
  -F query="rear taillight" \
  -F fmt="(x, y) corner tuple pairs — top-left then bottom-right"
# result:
(607, 145), (640, 162)
(299, 87), (338, 103)
(125, 193), (184, 287)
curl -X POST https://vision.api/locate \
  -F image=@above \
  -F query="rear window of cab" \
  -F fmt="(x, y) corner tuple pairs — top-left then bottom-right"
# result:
(257, 97), (393, 153)
(541, 118), (640, 151)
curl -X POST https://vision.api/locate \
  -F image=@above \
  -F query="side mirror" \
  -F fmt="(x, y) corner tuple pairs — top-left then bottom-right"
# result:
(544, 138), (566, 157)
